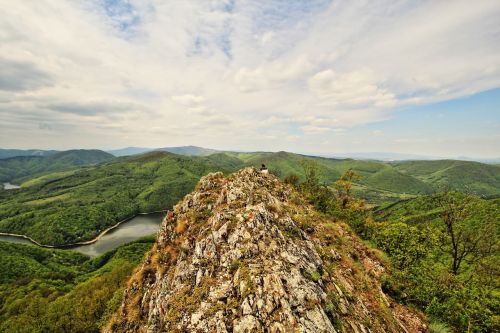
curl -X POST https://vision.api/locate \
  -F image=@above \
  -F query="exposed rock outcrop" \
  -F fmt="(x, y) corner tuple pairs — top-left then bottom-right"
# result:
(106, 168), (426, 332)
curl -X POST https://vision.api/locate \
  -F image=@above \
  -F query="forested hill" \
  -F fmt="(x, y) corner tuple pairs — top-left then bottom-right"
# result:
(0, 152), (242, 245)
(0, 151), (498, 331)
(392, 159), (500, 195)
(0, 237), (156, 332)
(0, 149), (114, 184)
(0, 150), (498, 245)
(107, 145), (219, 157)
(0, 149), (59, 159)
(232, 151), (500, 200)
(2, 148), (498, 200)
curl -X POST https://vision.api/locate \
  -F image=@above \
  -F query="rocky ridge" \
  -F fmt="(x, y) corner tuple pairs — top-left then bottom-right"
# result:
(106, 168), (426, 332)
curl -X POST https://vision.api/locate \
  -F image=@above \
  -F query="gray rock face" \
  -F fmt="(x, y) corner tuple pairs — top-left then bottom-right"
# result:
(107, 168), (426, 333)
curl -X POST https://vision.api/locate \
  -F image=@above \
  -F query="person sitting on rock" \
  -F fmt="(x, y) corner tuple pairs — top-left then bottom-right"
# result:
(260, 164), (269, 174)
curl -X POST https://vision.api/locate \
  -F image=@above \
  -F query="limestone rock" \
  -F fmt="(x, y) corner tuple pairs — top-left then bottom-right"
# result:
(106, 168), (426, 333)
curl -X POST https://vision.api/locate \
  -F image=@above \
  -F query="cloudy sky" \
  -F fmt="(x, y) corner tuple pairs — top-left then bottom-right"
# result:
(1, 0), (499, 158)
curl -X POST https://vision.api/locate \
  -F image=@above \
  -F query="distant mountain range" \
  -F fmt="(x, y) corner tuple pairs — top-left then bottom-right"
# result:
(318, 152), (441, 161)
(2, 148), (498, 202)
(0, 149), (59, 159)
(311, 152), (500, 164)
(0, 149), (114, 184)
(107, 145), (218, 157)
(0, 149), (498, 244)
(107, 147), (500, 164)
(2, 146), (498, 164)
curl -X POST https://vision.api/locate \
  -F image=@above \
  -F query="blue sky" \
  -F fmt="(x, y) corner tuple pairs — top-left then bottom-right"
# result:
(339, 88), (500, 157)
(387, 89), (500, 138)
(0, 0), (499, 158)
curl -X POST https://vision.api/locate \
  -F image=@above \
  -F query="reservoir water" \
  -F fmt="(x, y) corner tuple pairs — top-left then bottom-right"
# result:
(3, 182), (21, 190)
(0, 212), (164, 257)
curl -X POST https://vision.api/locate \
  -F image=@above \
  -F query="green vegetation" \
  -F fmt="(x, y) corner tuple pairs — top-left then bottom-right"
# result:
(0, 241), (88, 284)
(107, 145), (219, 157)
(0, 149), (59, 160)
(235, 152), (499, 203)
(371, 194), (499, 332)
(0, 152), (241, 246)
(0, 151), (497, 331)
(156, 145), (219, 156)
(0, 149), (114, 184)
(297, 166), (499, 332)
(393, 159), (500, 196)
(1, 150), (498, 246)
(0, 237), (155, 333)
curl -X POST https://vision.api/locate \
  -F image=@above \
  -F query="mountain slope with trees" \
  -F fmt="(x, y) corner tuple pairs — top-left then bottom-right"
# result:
(0, 150), (114, 184)
(393, 159), (500, 195)
(0, 156), (498, 331)
(0, 152), (241, 245)
(296, 165), (499, 332)
(0, 149), (59, 159)
(0, 237), (155, 333)
(237, 152), (498, 200)
(1, 150), (497, 246)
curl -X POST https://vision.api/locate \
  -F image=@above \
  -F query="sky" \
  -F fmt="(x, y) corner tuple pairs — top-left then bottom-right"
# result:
(0, 0), (499, 158)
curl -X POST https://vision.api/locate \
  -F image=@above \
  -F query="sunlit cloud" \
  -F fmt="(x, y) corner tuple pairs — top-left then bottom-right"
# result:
(0, 0), (499, 157)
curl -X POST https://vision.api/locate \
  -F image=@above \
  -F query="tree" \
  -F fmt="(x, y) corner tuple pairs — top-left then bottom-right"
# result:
(437, 192), (497, 275)
(300, 160), (320, 194)
(372, 221), (436, 270)
(335, 169), (361, 209)
(284, 173), (300, 187)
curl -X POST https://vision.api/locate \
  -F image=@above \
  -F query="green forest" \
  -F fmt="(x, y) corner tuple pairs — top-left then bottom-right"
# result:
(1, 150), (498, 246)
(0, 152), (240, 245)
(296, 163), (499, 332)
(0, 237), (155, 333)
(0, 150), (114, 184)
(0, 150), (498, 332)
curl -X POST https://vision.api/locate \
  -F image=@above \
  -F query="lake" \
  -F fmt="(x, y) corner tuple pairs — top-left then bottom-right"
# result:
(0, 212), (164, 257)
(3, 182), (21, 190)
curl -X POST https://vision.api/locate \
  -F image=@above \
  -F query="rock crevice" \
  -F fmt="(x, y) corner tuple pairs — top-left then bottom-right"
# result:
(107, 168), (426, 333)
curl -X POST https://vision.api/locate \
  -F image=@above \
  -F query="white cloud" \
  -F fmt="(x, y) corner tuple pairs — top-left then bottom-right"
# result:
(308, 68), (396, 108)
(260, 31), (274, 45)
(371, 130), (384, 137)
(171, 94), (206, 107)
(301, 125), (331, 134)
(0, 0), (499, 156)
(234, 56), (314, 92)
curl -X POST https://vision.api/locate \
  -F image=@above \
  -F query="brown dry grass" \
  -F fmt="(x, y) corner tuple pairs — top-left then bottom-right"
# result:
(174, 219), (188, 234)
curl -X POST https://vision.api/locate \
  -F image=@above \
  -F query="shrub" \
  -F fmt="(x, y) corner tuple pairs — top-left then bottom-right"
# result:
(428, 321), (451, 333)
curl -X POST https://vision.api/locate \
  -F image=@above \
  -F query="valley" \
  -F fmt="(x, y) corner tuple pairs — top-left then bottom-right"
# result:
(0, 148), (498, 332)
(0, 149), (498, 247)
(0, 212), (164, 256)
(2, 2), (499, 331)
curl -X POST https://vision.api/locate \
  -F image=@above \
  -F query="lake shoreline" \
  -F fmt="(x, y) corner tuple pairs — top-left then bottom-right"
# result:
(0, 210), (167, 250)
(2, 182), (21, 190)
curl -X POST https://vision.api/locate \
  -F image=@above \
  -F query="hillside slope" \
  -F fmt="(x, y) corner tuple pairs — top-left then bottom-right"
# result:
(0, 237), (155, 332)
(108, 145), (220, 157)
(157, 145), (219, 156)
(0, 149), (59, 159)
(107, 168), (425, 332)
(393, 160), (500, 196)
(0, 152), (241, 246)
(0, 149), (114, 183)
(374, 194), (499, 225)
(2, 150), (497, 245)
(239, 152), (499, 201)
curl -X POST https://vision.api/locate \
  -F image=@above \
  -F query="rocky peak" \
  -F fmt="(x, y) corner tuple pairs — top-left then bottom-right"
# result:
(106, 167), (426, 332)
